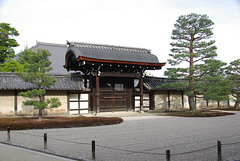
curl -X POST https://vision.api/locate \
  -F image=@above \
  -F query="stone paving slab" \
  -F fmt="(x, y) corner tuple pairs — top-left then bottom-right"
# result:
(0, 143), (75, 161)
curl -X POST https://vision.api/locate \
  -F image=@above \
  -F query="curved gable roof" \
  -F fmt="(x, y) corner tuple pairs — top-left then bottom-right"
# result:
(67, 42), (160, 64)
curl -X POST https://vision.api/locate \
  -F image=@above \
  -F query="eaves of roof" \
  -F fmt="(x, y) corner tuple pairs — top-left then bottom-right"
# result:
(143, 76), (181, 90)
(0, 72), (85, 91)
(66, 42), (164, 64)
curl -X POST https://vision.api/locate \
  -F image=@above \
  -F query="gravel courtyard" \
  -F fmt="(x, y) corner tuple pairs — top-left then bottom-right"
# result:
(1, 111), (240, 161)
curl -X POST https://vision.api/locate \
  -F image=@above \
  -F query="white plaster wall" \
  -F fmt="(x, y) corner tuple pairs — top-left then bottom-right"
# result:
(44, 91), (68, 115)
(169, 91), (183, 109)
(218, 101), (229, 108)
(17, 93), (38, 115)
(196, 95), (207, 109)
(183, 95), (189, 109)
(154, 91), (184, 110)
(229, 95), (236, 107)
(208, 100), (218, 108)
(154, 91), (168, 110)
(0, 90), (14, 115)
(154, 92), (234, 110)
(17, 90), (68, 116)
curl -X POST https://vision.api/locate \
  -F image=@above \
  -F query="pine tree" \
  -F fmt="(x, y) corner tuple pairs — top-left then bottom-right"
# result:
(226, 59), (240, 108)
(0, 58), (24, 72)
(16, 49), (61, 118)
(0, 23), (19, 63)
(195, 59), (232, 104)
(164, 13), (218, 111)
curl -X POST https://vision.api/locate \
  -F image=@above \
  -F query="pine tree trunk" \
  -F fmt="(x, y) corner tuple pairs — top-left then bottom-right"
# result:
(38, 94), (43, 119)
(39, 109), (43, 119)
(188, 95), (196, 111)
(234, 102), (239, 108)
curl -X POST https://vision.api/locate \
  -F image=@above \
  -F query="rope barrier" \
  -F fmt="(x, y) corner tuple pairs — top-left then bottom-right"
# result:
(222, 141), (240, 146)
(171, 145), (216, 156)
(96, 144), (166, 156)
(5, 130), (240, 158)
(14, 131), (42, 138)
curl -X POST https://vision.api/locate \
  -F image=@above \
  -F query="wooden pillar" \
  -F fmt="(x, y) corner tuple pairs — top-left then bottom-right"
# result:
(140, 75), (143, 112)
(89, 74), (94, 112)
(84, 77), (88, 88)
(181, 91), (184, 109)
(95, 73), (100, 113)
(14, 90), (18, 115)
(149, 91), (155, 110)
(168, 90), (171, 109)
(127, 86), (132, 111)
(67, 91), (70, 114)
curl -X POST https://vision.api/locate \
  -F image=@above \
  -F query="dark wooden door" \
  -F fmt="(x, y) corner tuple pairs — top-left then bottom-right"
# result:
(99, 79), (128, 112)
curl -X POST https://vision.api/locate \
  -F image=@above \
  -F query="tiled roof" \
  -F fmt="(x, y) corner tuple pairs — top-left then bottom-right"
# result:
(14, 42), (71, 74)
(0, 72), (85, 91)
(30, 42), (69, 74)
(67, 41), (162, 64)
(143, 76), (180, 90)
(68, 41), (151, 54)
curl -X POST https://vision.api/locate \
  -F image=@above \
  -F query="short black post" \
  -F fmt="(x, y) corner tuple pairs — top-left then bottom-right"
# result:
(7, 127), (10, 141)
(166, 150), (170, 161)
(217, 140), (222, 161)
(92, 140), (95, 160)
(44, 133), (47, 149)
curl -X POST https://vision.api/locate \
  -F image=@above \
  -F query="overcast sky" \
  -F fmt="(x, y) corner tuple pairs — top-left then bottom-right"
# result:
(1, 0), (240, 76)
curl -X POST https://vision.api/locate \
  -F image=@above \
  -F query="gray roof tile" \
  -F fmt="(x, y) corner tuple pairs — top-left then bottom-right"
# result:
(143, 76), (180, 90)
(30, 42), (69, 74)
(67, 41), (162, 64)
(0, 72), (84, 91)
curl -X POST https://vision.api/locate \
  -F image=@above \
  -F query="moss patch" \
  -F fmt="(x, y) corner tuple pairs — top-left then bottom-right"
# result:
(213, 107), (240, 111)
(0, 117), (123, 130)
(163, 110), (235, 117)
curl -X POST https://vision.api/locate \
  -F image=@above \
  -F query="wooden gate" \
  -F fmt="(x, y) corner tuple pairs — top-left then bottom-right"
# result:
(99, 81), (128, 112)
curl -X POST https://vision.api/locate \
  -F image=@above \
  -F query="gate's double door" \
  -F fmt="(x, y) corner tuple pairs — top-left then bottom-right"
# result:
(99, 82), (127, 112)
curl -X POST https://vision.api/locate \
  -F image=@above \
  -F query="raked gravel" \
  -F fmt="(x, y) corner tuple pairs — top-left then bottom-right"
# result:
(1, 112), (240, 161)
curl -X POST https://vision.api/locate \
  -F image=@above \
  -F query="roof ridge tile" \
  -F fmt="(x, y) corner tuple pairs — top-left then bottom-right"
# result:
(67, 41), (151, 54)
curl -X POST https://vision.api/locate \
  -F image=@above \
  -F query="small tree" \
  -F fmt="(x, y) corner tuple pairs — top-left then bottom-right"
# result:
(226, 59), (240, 108)
(164, 13), (218, 111)
(16, 49), (61, 118)
(0, 23), (19, 63)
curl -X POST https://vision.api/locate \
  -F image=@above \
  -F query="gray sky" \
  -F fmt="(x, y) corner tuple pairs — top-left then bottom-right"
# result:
(1, 0), (240, 76)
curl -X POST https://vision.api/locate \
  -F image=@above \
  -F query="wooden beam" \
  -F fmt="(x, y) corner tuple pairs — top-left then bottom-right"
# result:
(77, 56), (166, 68)
(100, 72), (140, 78)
